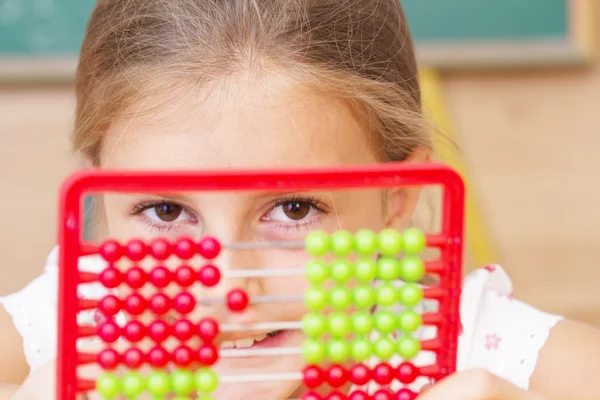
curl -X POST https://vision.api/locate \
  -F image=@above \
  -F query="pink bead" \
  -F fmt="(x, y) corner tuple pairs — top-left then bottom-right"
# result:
(97, 321), (121, 343)
(198, 237), (221, 259)
(226, 288), (249, 312)
(150, 238), (172, 260)
(123, 321), (146, 342)
(349, 364), (372, 386)
(175, 237), (196, 260)
(124, 293), (147, 316)
(197, 343), (219, 366)
(149, 266), (172, 288)
(148, 346), (169, 367)
(99, 295), (121, 316)
(198, 318), (219, 341)
(301, 393), (322, 400)
(174, 292), (196, 314)
(175, 265), (195, 287)
(173, 345), (194, 367)
(125, 239), (148, 261)
(148, 320), (171, 342)
(125, 267), (148, 289)
(372, 390), (393, 400)
(149, 293), (171, 315)
(99, 240), (123, 262)
(348, 391), (371, 400)
(373, 362), (394, 385)
(325, 392), (347, 400)
(123, 348), (145, 369)
(327, 365), (349, 388)
(198, 265), (221, 287)
(99, 267), (122, 289)
(97, 348), (120, 370)
(395, 389), (417, 400)
(303, 365), (325, 388)
(396, 362), (419, 384)
(173, 319), (195, 341)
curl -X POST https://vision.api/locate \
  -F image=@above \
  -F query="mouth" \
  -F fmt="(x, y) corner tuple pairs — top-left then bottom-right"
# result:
(220, 330), (287, 349)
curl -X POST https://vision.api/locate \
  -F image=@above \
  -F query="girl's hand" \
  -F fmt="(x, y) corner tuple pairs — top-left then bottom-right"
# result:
(418, 369), (545, 400)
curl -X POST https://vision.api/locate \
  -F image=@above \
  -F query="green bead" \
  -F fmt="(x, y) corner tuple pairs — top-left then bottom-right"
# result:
(355, 230), (378, 256)
(355, 258), (377, 282)
(331, 260), (354, 283)
(351, 337), (373, 361)
(305, 230), (330, 256)
(303, 339), (326, 363)
(397, 335), (421, 359)
(373, 337), (396, 360)
(378, 229), (403, 256)
(398, 283), (423, 307)
(196, 368), (219, 393)
(327, 339), (350, 363)
(399, 256), (425, 282)
(374, 310), (396, 334)
(330, 287), (352, 310)
(351, 311), (374, 335)
(172, 397), (193, 400)
(377, 257), (401, 280)
(353, 284), (376, 309)
(96, 373), (120, 399)
(306, 260), (329, 284)
(172, 370), (195, 396)
(377, 282), (398, 306)
(147, 371), (171, 396)
(305, 286), (328, 311)
(328, 312), (351, 337)
(398, 310), (422, 333)
(302, 312), (327, 337)
(331, 230), (354, 256)
(402, 228), (426, 254)
(121, 372), (144, 397)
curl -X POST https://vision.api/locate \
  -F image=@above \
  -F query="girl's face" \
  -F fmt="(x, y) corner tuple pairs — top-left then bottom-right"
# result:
(99, 75), (424, 399)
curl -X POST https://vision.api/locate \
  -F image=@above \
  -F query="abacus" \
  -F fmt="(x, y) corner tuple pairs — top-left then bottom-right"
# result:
(57, 162), (464, 400)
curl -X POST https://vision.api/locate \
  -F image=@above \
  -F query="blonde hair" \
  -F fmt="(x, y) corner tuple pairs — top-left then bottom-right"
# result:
(73, 0), (429, 163)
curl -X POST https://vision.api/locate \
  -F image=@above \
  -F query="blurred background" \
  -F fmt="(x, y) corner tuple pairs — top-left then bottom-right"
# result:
(1, 0), (599, 325)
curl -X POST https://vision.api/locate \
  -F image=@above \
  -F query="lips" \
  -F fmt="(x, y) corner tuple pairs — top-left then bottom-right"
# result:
(220, 330), (284, 349)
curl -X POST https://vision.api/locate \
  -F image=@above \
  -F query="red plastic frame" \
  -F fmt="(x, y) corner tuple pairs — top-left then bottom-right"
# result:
(57, 162), (465, 399)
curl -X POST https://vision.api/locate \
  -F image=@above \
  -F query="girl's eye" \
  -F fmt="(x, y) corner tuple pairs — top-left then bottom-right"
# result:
(142, 202), (190, 223)
(265, 200), (321, 223)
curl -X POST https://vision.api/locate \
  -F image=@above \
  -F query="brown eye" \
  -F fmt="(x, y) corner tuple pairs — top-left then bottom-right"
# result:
(282, 202), (311, 221)
(154, 203), (183, 222)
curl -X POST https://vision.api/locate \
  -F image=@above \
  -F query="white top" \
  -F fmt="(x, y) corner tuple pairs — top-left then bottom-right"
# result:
(0, 247), (562, 392)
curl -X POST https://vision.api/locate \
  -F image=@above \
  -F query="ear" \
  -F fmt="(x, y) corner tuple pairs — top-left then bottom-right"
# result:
(384, 146), (432, 229)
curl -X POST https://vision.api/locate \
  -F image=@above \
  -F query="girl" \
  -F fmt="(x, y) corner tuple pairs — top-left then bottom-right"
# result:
(2, 0), (600, 398)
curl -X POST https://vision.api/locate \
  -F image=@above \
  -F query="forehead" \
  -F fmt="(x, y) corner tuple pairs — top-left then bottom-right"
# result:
(101, 75), (379, 170)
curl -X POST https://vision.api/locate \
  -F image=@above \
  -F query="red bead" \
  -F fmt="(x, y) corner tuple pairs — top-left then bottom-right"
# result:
(148, 346), (169, 367)
(97, 321), (121, 343)
(125, 239), (147, 261)
(301, 393), (322, 400)
(148, 320), (171, 342)
(123, 348), (145, 369)
(327, 365), (349, 388)
(149, 266), (172, 288)
(173, 345), (194, 366)
(97, 348), (120, 370)
(395, 389), (417, 400)
(303, 365), (325, 388)
(349, 364), (372, 386)
(173, 319), (195, 341)
(98, 295), (121, 316)
(99, 240), (123, 262)
(396, 362), (419, 384)
(174, 292), (196, 314)
(175, 265), (195, 287)
(149, 293), (171, 315)
(175, 237), (196, 260)
(373, 363), (394, 385)
(150, 238), (172, 260)
(372, 390), (393, 400)
(348, 391), (371, 400)
(198, 237), (221, 259)
(198, 265), (221, 287)
(123, 320), (146, 342)
(198, 318), (219, 341)
(325, 392), (347, 400)
(125, 267), (148, 289)
(226, 288), (249, 312)
(99, 267), (122, 289)
(124, 293), (147, 316)
(198, 343), (219, 366)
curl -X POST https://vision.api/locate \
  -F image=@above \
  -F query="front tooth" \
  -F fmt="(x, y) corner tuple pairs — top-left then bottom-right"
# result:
(253, 334), (267, 342)
(221, 341), (235, 349)
(234, 337), (255, 348)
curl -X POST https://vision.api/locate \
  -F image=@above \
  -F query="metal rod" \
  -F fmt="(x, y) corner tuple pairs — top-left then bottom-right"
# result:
(224, 241), (305, 250)
(220, 347), (303, 358)
(220, 372), (302, 383)
(198, 294), (304, 305)
(220, 321), (303, 332)
(223, 268), (305, 278)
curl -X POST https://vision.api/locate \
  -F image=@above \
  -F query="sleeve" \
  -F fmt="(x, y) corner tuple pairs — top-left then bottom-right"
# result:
(457, 265), (563, 390)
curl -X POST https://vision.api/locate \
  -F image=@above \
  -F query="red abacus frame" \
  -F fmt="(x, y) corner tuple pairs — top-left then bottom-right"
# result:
(57, 162), (465, 400)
